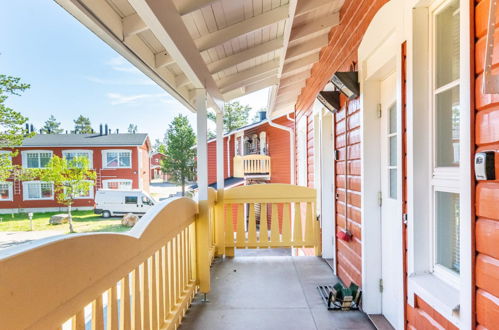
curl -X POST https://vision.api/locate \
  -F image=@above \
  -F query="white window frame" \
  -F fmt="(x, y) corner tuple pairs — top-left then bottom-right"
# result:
(63, 180), (95, 199)
(21, 150), (53, 169)
(22, 181), (54, 201)
(102, 149), (132, 169)
(0, 182), (13, 202)
(103, 179), (133, 190)
(428, 0), (462, 287)
(62, 149), (93, 168)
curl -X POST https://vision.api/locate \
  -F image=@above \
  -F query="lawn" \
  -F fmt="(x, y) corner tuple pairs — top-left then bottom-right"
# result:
(0, 210), (130, 234)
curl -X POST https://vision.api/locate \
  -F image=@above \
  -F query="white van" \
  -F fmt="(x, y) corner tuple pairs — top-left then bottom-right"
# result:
(94, 189), (156, 218)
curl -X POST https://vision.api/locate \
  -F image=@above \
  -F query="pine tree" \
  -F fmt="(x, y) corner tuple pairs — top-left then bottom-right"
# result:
(207, 101), (251, 133)
(128, 123), (138, 133)
(41, 115), (63, 134)
(73, 115), (93, 134)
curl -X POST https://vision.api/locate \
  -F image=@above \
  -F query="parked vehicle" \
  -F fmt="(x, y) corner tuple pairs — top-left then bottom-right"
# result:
(94, 189), (156, 218)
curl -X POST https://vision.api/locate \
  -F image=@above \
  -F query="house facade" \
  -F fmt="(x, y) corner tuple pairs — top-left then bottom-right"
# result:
(0, 133), (151, 213)
(207, 114), (293, 187)
(150, 152), (168, 181)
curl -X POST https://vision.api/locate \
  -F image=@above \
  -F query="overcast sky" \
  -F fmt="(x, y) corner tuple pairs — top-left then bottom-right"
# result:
(0, 1), (270, 142)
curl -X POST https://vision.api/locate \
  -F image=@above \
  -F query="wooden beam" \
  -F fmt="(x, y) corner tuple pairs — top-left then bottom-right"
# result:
(220, 69), (277, 94)
(281, 53), (318, 78)
(177, 0), (218, 16)
(194, 5), (289, 52)
(295, 0), (337, 18)
(285, 35), (326, 62)
(154, 51), (175, 68)
(279, 71), (310, 88)
(217, 59), (280, 91)
(208, 38), (284, 74)
(289, 12), (339, 45)
(176, 73), (191, 88)
(277, 82), (305, 97)
(275, 93), (298, 105)
(122, 13), (148, 38)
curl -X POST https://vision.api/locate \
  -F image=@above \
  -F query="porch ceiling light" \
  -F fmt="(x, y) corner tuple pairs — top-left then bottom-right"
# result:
(317, 91), (341, 113)
(331, 71), (360, 99)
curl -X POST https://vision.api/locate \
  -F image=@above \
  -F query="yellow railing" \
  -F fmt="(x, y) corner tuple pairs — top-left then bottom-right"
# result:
(0, 184), (317, 329)
(0, 197), (211, 330)
(220, 184), (321, 256)
(233, 155), (271, 178)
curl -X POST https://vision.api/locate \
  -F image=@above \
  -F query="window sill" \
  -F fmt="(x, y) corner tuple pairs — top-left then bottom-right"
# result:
(23, 198), (54, 201)
(408, 273), (460, 327)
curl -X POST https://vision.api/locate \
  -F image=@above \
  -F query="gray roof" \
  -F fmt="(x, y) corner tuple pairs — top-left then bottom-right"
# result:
(20, 133), (148, 147)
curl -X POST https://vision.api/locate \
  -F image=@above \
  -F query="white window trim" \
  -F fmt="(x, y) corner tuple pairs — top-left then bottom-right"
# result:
(22, 181), (54, 201)
(21, 150), (53, 169)
(64, 180), (95, 199)
(0, 182), (13, 202)
(102, 179), (133, 190)
(101, 149), (132, 169)
(62, 149), (94, 168)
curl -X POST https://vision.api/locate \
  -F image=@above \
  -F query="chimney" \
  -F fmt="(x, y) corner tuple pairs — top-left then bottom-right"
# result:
(25, 123), (29, 133)
(116, 129), (119, 134)
(104, 124), (108, 135)
(66, 130), (68, 134)
(30, 124), (34, 132)
(99, 124), (103, 135)
(259, 110), (267, 121)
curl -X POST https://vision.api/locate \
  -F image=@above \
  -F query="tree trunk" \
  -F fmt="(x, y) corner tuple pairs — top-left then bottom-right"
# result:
(68, 203), (75, 233)
(181, 176), (185, 196)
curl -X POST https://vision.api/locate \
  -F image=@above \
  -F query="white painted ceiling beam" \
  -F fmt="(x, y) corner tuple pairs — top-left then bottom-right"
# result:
(281, 53), (319, 78)
(289, 13), (339, 45)
(155, 52), (175, 68)
(217, 59), (280, 91)
(285, 34), (327, 62)
(194, 5), (289, 52)
(223, 77), (279, 101)
(177, 0), (218, 16)
(295, 0), (338, 18)
(279, 71), (311, 88)
(122, 13), (148, 39)
(128, 0), (223, 106)
(220, 69), (278, 94)
(277, 82), (304, 97)
(208, 38), (284, 74)
(176, 73), (191, 88)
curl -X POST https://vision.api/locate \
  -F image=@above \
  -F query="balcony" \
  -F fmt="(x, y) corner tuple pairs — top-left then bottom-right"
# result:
(0, 184), (371, 329)
(233, 154), (271, 180)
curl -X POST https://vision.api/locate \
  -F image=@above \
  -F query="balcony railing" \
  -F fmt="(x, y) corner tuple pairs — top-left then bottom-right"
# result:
(0, 184), (319, 329)
(233, 154), (271, 178)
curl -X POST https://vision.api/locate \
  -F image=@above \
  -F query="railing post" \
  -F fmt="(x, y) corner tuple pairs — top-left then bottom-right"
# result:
(215, 110), (225, 256)
(196, 200), (211, 293)
(215, 190), (225, 256)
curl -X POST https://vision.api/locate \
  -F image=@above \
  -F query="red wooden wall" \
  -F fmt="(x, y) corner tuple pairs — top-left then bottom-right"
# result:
(475, 1), (499, 328)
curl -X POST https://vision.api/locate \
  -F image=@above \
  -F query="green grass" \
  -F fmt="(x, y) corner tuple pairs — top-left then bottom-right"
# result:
(0, 210), (130, 234)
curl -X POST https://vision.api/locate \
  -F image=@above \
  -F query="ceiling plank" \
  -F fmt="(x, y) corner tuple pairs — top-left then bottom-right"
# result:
(217, 59), (280, 91)
(175, 73), (191, 88)
(281, 53), (318, 78)
(277, 82), (305, 96)
(220, 69), (278, 94)
(122, 13), (148, 38)
(194, 5), (289, 52)
(295, 0), (337, 18)
(223, 77), (279, 101)
(279, 71), (311, 88)
(289, 12), (339, 45)
(177, 0), (218, 16)
(208, 38), (284, 74)
(285, 34), (326, 62)
(155, 52), (175, 68)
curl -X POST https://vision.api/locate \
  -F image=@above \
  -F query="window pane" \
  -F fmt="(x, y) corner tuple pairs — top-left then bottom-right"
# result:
(389, 136), (397, 167)
(389, 169), (397, 199)
(125, 196), (138, 204)
(389, 103), (397, 134)
(436, 191), (460, 274)
(27, 153), (39, 168)
(65, 153), (75, 162)
(106, 152), (118, 167)
(41, 183), (52, 198)
(436, 86), (460, 167)
(0, 184), (10, 200)
(119, 152), (131, 167)
(436, 0), (460, 88)
(119, 181), (132, 190)
(28, 183), (40, 199)
(39, 153), (51, 168)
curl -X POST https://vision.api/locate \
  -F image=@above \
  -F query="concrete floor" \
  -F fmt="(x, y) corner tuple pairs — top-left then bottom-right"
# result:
(180, 256), (375, 330)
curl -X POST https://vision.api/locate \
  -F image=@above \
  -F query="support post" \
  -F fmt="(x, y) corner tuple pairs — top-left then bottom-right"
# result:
(215, 110), (225, 256)
(195, 89), (210, 294)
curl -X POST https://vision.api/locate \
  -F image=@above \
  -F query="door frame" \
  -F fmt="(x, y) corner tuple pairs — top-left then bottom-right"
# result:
(358, 0), (405, 328)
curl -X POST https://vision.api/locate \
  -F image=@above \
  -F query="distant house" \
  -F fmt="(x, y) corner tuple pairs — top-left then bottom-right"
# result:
(150, 152), (168, 181)
(0, 132), (151, 213)
(207, 112), (293, 188)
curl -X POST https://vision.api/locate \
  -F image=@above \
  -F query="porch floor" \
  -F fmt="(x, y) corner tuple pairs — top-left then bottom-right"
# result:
(180, 255), (375, 330)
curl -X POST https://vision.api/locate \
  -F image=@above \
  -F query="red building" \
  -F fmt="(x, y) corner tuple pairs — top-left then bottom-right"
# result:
(207, 113), (293, 188)
(150, 152), (168, 181)
(0, 133), (151, 213)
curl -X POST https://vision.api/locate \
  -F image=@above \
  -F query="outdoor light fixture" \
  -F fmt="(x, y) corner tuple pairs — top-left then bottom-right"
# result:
(317, 91), (341, 113)
(331, 71), (360, 99)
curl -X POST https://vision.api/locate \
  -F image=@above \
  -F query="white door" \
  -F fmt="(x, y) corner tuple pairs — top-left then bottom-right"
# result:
(379, 72), (402, 328)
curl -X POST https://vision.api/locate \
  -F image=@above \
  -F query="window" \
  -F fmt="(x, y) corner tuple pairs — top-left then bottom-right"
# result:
(103, 150), (132, 168)
(23, 182), (54, 200)
(103, 179), (132, 190)
(64, 181), (94, 199)
(62, 150), (93, 168)
(0, 182), (13, 201)
(431, 0), (461, 280)
(22, 151), (52, 168)
(125, 196), (138, 204)
(388, 103), (398, 199)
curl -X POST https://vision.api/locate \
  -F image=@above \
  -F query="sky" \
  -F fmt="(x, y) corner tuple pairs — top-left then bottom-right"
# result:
(0, 1), (270, 143)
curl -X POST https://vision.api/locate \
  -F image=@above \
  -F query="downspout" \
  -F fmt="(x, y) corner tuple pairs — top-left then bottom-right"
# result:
(266, 109), (296, 185)
(227, 135), (231, 177)
(286, 112), (295, 122)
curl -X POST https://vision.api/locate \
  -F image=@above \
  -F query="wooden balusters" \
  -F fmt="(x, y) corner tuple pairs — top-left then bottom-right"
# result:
(107, 285), (119, 330)
(132, 267), (142, 330)
(142, 258), (151, 330)
(270, 204), (280, 243)
(247, 203), (257, 246)
(73, 309), (85, 330)
(282, 204), (291, 244)
(92, 296), (104, 330)
(120, 275), (132, 330)
(236, 204), (245, 247)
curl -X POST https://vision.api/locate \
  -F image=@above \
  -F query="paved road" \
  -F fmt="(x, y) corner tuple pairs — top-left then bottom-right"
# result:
(0, 230), (65, 251)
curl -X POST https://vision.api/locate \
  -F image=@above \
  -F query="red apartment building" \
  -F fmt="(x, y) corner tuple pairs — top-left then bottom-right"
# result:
(207, 113), (293, 188)
(150, 152), (168, 181)
(0, 133), (151, 213)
